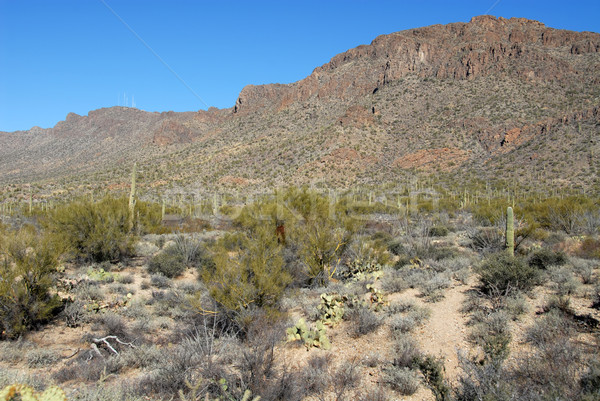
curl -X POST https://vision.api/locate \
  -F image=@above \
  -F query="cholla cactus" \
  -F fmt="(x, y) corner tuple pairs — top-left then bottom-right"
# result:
(0, 384), (67, 401)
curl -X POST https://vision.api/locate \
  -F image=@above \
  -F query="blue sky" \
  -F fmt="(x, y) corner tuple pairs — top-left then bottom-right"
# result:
(1, 0), (599, 132)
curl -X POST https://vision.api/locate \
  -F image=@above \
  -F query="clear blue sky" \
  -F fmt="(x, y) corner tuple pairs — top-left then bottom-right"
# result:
(1, 0), (599, 132)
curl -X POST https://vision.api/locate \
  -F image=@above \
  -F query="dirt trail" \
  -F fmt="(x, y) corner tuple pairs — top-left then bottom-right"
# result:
(393, 281), (472, 383)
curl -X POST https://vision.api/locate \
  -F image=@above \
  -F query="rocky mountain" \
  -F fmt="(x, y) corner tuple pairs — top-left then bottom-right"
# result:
(1, 15), (599, 198)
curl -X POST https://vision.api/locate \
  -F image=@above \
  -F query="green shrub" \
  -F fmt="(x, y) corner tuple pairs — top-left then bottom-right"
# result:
(0, 229), (63, 339)
(387, 240), (406, 256)
(288, 188), (355, 286)
(527, 247), (567, 270)
(428, 225), (449, 237)
(578, 237), (600, 259)
(147, 246), (186, 278)
(201, 223), (291, 326)
(45, 196), (134, 262)
(476, 252), (541, 294)
(417, 355), (451, 401)
(384, 366), (420, 395)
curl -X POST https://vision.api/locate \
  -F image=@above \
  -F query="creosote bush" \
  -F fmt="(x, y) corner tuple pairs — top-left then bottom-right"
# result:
(527, 247), (567, 270)
(476, 252), (541, 294)
(147, 246), (186, 278)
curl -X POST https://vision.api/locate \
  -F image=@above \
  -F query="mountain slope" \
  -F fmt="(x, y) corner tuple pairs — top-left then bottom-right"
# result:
(1, 15), (599, 197)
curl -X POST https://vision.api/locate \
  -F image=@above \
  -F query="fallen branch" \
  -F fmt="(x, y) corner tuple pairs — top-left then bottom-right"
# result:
(92, 335), (136, 356)
(64, 348), (80, 359)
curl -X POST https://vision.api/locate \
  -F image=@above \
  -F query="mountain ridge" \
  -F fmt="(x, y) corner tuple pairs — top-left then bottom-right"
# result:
(1, 15), (599, 197)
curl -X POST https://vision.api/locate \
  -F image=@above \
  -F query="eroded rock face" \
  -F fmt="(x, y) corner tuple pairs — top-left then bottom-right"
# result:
(152, 120), (195, 146)
(233, 15), (600, 114)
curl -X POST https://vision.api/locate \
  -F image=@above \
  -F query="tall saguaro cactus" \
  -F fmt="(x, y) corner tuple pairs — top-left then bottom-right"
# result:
(128, 162), (137, 230)
(506, 206), (514, 256)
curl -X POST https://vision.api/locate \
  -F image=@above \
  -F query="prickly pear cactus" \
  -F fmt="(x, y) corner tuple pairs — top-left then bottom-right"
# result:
(0, 384), (67, 401)
(286, 319), (331, 350)
(286, 318), (309, 342)
(343, 259), (383, 280)
(367, 284), (388, 311)
(317, 293), (345, 326)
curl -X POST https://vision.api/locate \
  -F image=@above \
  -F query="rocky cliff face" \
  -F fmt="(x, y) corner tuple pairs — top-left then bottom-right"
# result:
(233, 15), (600, 114)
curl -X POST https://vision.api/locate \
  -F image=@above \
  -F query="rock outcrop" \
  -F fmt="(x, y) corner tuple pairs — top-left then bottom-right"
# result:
(233, 15), (600, 114)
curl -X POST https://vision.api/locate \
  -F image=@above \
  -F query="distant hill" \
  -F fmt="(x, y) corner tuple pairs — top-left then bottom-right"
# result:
(1, 15), (599, 198)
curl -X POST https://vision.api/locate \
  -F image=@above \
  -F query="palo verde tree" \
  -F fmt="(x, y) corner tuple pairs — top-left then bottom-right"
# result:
(45, 196), (134, 263)
(201, 218), (291, 331)
(283, 186), (356, 286)
(0, 227), (63, 339)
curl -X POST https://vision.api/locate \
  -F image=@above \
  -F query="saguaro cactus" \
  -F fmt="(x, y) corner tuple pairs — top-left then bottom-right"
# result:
(128, 162), (137, 230)
(506, 206), (514, 256)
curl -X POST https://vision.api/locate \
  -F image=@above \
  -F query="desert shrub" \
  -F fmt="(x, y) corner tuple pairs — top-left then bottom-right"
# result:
(288, 188), (355, 286)
(593, 285), (600, 310)
(547, 266), (580, 296)
(404, 268), (430, 289)
(527, 247), (567, 270)
(469, 311), (512, 362)
(171, 233), (207, 266)
(417, 355), (451, 401)
(202, 223), (291, 331)
(98, 312), (131, 340)
(526, 308), (573, 347)
(136, 343), (200, 396)
(428, 225), (449, 237)
(121, 344), (163, 369)
(362, 352), (381, 368)
(346, 235), (392, 268)
(578, 237), (600, 259)
(150, 273), (171, 288)
(387, 240), (406, 256)
(570, 258), (596, 284)
(454, 268), (471, 285)
(45, 196), (134, 262)
(74, 280), (104, 302)
(348, 306), (382, 337)
(0, 339), (33, 363)
(419, 272), (452, 302)
(385, 366), (420, 395)
(392, 335), (421, 368)
(468, 227), (504, 254)
(513, 331), (583, 400)
(117, 273), (135, 284)
(581, 360), (600, 399)
(26, 349), (59, 368)
(147, 246), (186, 278)
(421, 246), (460, 261)
(381, 268), (409, 293)
(503, 293), (528, 320)
(393, 254), (412, 269)
(456, 353), (514, 401)
(355, 385), (390, 401)
(529, 196), (598, 234)
(63, 300), (86, 328)
(331, 359), (361, 400)
(301, 355), (331, 395)
(389, 315), (417, 334)
(476, 252), (541, 294)
(0, 228), (63, 339)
